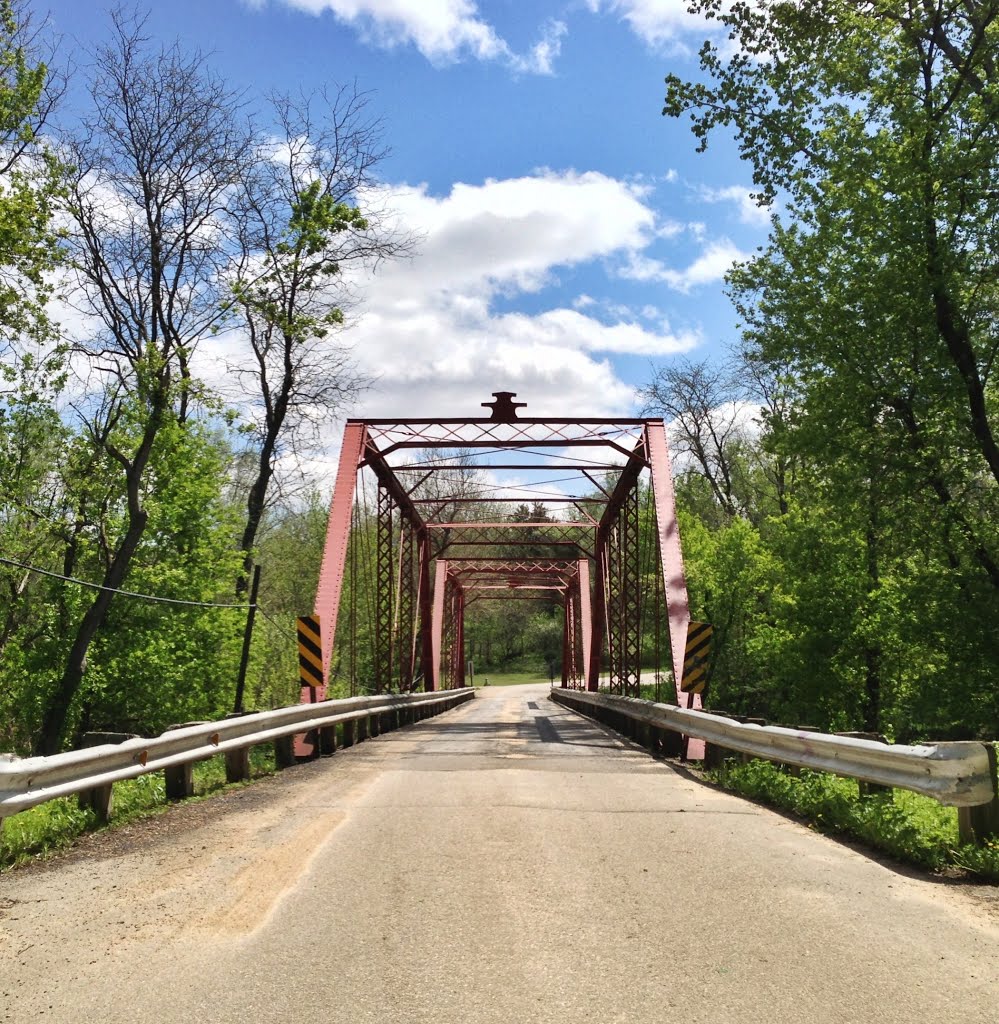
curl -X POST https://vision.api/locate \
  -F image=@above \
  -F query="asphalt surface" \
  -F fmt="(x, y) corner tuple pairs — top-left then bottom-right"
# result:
(2, 683), (998, 1023)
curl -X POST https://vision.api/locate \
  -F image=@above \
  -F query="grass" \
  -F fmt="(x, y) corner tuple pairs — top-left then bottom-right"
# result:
(709, 757), (999, 882)
(0, 746), (275, 870)
(474, 671), (550, 686)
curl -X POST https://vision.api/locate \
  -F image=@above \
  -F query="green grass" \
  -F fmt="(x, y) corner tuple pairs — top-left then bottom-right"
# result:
(0, 746), (275, 870)
(709, 757), (999, 882)
(474, 671), (549, 686)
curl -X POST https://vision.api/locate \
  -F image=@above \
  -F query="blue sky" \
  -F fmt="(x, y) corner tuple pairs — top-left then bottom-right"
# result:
(39, 0), (768, 421)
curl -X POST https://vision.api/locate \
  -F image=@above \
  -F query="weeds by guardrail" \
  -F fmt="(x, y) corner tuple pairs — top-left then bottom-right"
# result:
(0, 689), (475, 847)
(550, 687), (999, 847)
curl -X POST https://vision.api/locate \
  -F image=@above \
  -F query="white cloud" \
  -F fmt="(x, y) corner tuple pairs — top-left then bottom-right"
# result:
(622, 238), (748, 292)
(585, 0), (714, 52)
(697, 184), (771, 226)
(510, 18), (567, 75)
(264, 0), (565, 73)
(372, 170), (658, 299)
(297, 169), (696, 419)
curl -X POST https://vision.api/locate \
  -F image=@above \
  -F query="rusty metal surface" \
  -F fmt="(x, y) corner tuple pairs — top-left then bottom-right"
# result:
(313, 423), (366, 677)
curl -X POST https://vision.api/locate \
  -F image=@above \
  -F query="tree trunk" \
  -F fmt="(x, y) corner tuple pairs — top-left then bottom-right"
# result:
(35, 507), (149, 755)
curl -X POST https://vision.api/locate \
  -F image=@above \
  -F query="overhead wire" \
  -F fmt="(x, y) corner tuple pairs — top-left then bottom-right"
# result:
(0, 555), (253, 609)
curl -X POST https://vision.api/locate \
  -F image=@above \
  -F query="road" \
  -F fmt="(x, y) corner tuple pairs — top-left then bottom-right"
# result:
(2, 683), (998, 1023)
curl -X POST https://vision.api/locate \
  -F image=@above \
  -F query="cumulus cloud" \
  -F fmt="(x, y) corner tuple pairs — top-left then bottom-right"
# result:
(621, 238), (749, 292)
(373, 170), (657, 300)
(697, 184), (772, 226)
(261, 0), (566, 73)
(584, 0), (714, 52)
(338, 171), (698, 417)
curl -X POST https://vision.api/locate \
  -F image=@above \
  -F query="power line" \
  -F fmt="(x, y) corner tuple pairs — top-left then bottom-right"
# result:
(0, 555), (253, 609)
(258, 606), (299, 644)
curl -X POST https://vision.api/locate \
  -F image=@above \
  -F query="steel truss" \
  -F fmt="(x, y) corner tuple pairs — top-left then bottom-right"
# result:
(311, 393), (703, 756)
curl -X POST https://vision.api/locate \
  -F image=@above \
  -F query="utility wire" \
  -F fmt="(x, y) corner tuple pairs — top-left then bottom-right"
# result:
(258, 606), (299, 644)
(0, 555), (253, 609)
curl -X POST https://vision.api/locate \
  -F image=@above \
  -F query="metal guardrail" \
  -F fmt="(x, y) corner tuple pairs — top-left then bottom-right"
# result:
(551, 688), (997, 809)
(0, 688), (474, 821)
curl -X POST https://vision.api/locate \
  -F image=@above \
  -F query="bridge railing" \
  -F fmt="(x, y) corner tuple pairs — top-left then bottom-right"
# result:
(550, 688), (999, 844)
(0, 688), (474, 830)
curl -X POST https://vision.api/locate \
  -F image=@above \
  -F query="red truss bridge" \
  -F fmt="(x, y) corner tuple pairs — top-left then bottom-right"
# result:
(308, 391), (704, 756)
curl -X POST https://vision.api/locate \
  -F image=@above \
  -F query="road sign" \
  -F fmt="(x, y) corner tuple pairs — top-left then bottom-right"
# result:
(680, 621), (713, 694)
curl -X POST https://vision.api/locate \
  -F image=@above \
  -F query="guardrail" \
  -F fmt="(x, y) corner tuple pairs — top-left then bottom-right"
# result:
(0, 688), (474, 829)
(550, 688), (999, 844)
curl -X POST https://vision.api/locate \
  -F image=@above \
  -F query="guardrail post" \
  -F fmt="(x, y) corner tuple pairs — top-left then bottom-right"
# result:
(225, 747), (251, 783)
(835, 732), (893, 799)
(341, 720), (355, 748)
(319, 725), (337, 756)
(164, 763), (195, 800)
(78, 732), (135, 822)
(162, 724), (202, 798)
(958, 744), (999, 846)
(223, 714), (252, 783)
(274, 735), (295, 769)
(356, 716), (369, 742)
(784, 726), (820, 776)
(369, 712), (381, 738)
(741, 718), (768, 763)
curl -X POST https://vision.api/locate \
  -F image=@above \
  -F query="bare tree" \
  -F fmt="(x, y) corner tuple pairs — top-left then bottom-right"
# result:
(227, 85), (412, 596)
(36, 11), (254, 753)
(640, 358), (748, 518)
(738, 344), (799, 516)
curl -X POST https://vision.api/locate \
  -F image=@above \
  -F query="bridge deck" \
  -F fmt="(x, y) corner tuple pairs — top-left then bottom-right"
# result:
(2, 684), (997, 1022)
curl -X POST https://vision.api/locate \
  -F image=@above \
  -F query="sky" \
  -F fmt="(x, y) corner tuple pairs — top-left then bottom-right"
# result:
(35, 0), (768, 428)
(29, 0), (765, 423)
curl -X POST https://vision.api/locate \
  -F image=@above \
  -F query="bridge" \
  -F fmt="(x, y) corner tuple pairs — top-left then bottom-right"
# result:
(2, 395), (998, 1021)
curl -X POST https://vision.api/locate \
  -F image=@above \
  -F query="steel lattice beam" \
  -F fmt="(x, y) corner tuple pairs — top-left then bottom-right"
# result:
(375, 484), (395, 693)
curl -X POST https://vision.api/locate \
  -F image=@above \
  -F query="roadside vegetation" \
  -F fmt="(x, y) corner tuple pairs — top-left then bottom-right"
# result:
(707, 758), (999, 884)
(0, 748), (275, 868)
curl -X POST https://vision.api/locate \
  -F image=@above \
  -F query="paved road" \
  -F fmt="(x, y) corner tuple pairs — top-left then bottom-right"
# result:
(2, 684), (998, 1023)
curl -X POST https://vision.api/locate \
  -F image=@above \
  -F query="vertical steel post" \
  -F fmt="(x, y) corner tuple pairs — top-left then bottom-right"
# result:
(375, 484), (394, 693)
(454, 586), (466, 689)
(645, 422), (697, 708)
(396, 518), (416, 690)
(587, 535), (608, 691)
(418, 531), (434, 690)
(430, 559), (447, 690)
(578, 558), (592, 688)
(313, 423), (366, 679)
(561, 594), (572, 687)
(621, 483), (641, 698)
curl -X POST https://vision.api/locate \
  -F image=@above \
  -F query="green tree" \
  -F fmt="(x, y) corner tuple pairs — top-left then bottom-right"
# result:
(661, 0), (999, 738)
(37, 12), (254, 753)
(0, 0), (63, 349)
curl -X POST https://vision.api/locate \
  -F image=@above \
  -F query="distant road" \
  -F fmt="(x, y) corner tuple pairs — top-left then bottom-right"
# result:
(2, 684), (998, 1023)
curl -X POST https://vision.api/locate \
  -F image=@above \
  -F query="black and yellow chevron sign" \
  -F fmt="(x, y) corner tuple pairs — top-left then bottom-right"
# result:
(680, 620), (713, 694)
(297, 615), (323, 688)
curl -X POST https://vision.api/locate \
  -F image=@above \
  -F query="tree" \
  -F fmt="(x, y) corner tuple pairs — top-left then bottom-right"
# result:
(36, 11), (254, 753)
(0, 0), (63, 351)
(228, 86), (411, 596)
(664, 1), (999, 496)
(640, 357), (751, 520)
(661, 0), (999, 737)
